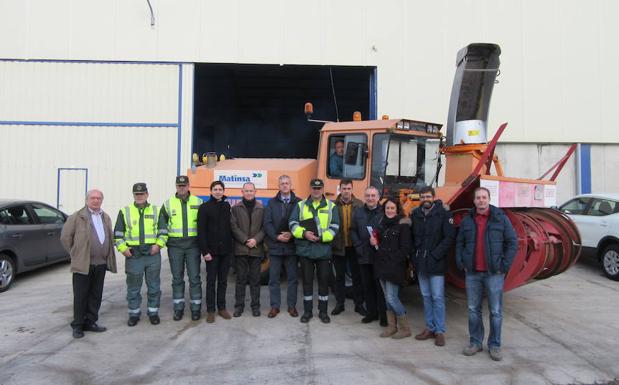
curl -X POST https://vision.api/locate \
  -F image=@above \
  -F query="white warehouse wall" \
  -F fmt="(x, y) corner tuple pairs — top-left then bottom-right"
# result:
(0, 0), (617, 144)
(0, 61), (195, 216)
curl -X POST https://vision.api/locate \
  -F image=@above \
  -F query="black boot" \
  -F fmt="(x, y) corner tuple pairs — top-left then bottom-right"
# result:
(318, 300), (330, 324)
(300, 300), (313, 323)
(173, 310), (184, 321)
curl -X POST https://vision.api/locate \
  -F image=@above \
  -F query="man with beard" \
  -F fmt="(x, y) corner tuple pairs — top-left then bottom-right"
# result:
(411, 186), (456, 346)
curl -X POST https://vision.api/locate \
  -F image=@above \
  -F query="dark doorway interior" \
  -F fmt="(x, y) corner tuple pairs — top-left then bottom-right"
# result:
(193, 64), (375, 159)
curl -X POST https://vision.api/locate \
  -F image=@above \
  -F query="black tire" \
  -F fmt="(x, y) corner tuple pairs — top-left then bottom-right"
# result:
(0, 254), (16, 293)
(601, 244), (619, 281)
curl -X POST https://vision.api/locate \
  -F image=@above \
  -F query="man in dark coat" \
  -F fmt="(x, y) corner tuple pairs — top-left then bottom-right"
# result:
(331, 179), (365, 316)
(263, 175), (301, 318)
(456, 187), (518, 361)
(197, 180), (234, 323)
(411, 186), (456, 346)
(350, 186), (387, 326)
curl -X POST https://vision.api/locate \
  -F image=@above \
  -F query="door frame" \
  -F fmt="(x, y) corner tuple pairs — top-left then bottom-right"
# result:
(56, 168), (89, 210)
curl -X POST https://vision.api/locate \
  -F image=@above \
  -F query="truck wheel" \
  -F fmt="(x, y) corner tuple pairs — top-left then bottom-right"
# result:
(0, 254), (16, 293)
(601, 244), (619, 281)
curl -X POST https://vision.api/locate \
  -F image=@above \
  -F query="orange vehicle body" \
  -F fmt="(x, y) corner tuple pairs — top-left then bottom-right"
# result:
(187, 43), (581, 291)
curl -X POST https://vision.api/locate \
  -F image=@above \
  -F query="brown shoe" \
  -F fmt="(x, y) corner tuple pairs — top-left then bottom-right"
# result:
(435, 333), (446, 346)
(206, 312), (215, 323)
(415, 328), (435, 340)
(218, 309), (232, 320)
(391, 315), (412, 339)
(268, 308), (280, 318)
(288, 306), (299, 317)
(380, 311), (397, 338)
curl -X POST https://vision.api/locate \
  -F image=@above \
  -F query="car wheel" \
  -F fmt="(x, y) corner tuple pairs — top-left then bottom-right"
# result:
(601, 244), (619, 281)
(0, 254), (16, 293)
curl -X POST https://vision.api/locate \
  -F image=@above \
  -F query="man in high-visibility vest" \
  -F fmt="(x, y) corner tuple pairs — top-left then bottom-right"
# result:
(289, 178), (340, 324)
(159, 176), (204, 321)
(114, 183), (167, 327)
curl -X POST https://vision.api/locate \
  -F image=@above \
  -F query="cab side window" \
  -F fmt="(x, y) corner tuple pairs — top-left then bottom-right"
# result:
(327, 134), (367, 180)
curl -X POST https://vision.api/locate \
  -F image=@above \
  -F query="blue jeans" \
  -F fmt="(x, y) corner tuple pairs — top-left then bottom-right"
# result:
(268, 254), (298, 309)
(417, 273), (446, 334)
(465, 271), (504, 349)
(379, 280), (406, 316)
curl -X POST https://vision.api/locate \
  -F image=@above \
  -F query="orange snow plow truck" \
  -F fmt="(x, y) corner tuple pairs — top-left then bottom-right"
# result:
(187, 43), (581, 291)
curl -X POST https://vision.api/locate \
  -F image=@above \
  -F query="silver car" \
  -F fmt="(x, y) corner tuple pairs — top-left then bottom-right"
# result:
(0, 200), (69, 292)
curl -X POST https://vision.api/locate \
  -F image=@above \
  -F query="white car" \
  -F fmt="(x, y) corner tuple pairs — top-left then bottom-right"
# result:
(559, 193), (619, 281)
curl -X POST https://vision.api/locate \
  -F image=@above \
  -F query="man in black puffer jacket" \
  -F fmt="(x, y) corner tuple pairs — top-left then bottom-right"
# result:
(411, 186), (456, 347)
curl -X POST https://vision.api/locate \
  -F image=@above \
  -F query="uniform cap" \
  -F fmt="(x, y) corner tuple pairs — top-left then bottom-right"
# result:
(132, 183), (148, 193)
(176, 175), (189, 185)
(310, 178), (324, 188)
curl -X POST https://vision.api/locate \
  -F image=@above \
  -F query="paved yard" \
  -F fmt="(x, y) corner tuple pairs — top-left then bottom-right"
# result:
(1, 255), (617, 385)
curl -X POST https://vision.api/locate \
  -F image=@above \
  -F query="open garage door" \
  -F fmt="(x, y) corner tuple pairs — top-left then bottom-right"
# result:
(193, 64), (375, 159)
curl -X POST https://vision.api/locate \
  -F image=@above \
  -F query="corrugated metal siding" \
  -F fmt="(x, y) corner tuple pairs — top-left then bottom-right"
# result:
(0, 62), (194, 217)
(0, 124), (178, 217)
(0, 61), (178, 124)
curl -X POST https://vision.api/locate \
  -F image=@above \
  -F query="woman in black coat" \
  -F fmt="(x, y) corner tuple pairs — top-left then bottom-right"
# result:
(371, 198), (412, 339)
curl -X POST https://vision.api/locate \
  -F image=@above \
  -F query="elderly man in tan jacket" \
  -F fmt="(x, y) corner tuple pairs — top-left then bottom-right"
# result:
(60, 189), (117, 339)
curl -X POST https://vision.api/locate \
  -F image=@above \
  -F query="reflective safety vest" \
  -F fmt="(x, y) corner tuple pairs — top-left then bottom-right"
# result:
(115, 204), (165, 253)
(290, 199), (339, 242)
(163, 195), (202, 238)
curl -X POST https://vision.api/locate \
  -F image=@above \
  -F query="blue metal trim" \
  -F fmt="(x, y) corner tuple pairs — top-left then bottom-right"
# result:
(369, 67), (377, 120)
(56, 168), (88, 209)
(0, 58), (188, 65)
(0, 120), (176, 127)
(190, 65), (196, 158)
(580, 143), (591, 194)
(177, 64), (183, 176)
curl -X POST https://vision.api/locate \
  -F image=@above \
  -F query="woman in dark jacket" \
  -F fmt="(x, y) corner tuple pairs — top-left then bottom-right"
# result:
(371, 198), (412, 339)
(197, 180), (234, 323)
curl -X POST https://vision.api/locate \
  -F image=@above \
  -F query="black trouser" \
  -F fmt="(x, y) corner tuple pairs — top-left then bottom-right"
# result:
(72, 264), (107, 328)
(234, 255), (261, 311)
(301, 257), (331, 313)
(205, 254), (231, 312)
(359, 263), (386, 318)
(333, 247), (364, 307)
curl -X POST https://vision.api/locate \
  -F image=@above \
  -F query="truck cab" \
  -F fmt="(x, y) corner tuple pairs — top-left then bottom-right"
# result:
(316, 118), (442, 205)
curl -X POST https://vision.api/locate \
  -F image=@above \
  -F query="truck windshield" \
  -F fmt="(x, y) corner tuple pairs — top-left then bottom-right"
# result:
(371, 133), (436, 197)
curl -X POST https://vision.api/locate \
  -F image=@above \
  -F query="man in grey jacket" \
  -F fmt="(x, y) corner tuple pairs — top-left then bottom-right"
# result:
(60, 189), (117, 339)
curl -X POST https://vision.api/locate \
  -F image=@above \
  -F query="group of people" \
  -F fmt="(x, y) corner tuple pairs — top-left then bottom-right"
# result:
(60, 174), (517, 361)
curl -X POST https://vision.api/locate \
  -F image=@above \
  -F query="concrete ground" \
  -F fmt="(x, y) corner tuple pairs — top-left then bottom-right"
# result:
(1, 254), (617, 385)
